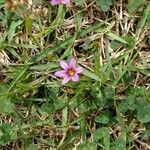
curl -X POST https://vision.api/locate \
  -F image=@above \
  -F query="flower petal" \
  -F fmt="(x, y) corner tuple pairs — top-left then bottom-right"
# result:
(60, 60), (69, 70)
(61, 0), (70, 4)
(71, 74), (79, 82)
(50, 0), (61, 5)
(54, 70), (66, 78)
(62, 76), (70, 85)
(69, 57), (76, 69)
(75, 66), (83, 74)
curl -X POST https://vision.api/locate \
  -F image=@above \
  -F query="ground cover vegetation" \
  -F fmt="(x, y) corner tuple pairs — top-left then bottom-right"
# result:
(0, 0), (150, 149)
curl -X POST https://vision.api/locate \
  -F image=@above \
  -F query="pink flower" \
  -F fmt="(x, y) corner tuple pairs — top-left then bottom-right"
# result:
(54, 58), (83, 85)
(50, 0), (70, 5)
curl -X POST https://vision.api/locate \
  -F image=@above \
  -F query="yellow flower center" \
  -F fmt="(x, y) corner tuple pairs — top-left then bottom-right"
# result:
(68, 69), (75, 76)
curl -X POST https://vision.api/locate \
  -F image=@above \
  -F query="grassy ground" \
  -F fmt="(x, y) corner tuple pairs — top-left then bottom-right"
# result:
(0, 0), (150, 149)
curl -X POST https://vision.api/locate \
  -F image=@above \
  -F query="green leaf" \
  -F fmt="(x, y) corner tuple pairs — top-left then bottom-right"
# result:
(25, 17), (32, 36)
(0, 99), (14, 115)
(135, 3), (150, 36)
(60, 44), (74, 59)
(94, 115), (109, 124)
(77, 143), (97, 150)
(118, 101), (128, 113)
(29, 63), (58, 71)
(0, 123), (16, 145)
(28, 144), (37, 150)
(0, 134), (11, 145)
(93, 127), (109, 142)
(0, 123), (13, 134)
(41, 103), (54, 114)
(146, 13), (150, 28)
(0, 84), (7, 93)
(0, 85), (9, 98)
(76, 96), (87, 113)
(0, 2), (4, 9)
(142, 130), (150, 140)
(75, 0), (87, 6)
(96, 0), (113, 12)
(107, 32), (129, 45)
(135, 97), (150, 123)
(76, 11), (83, 31)
(83, 69), (100, 81)
(111, 137), (126, 150)
(7, 48), (22, 61)
(54, 97), (66, 110)
(127, 0), (144, 13)
(111, 40), (122, 50)
(10, 131), (17, 140)
(9, 43), (38, 49)
(7, 20), (23, 43)
(93, 127), (110, 150)
(103, 87), (114, 99)
(92, 91), (107, 108)
(126, 94), (136, 110)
